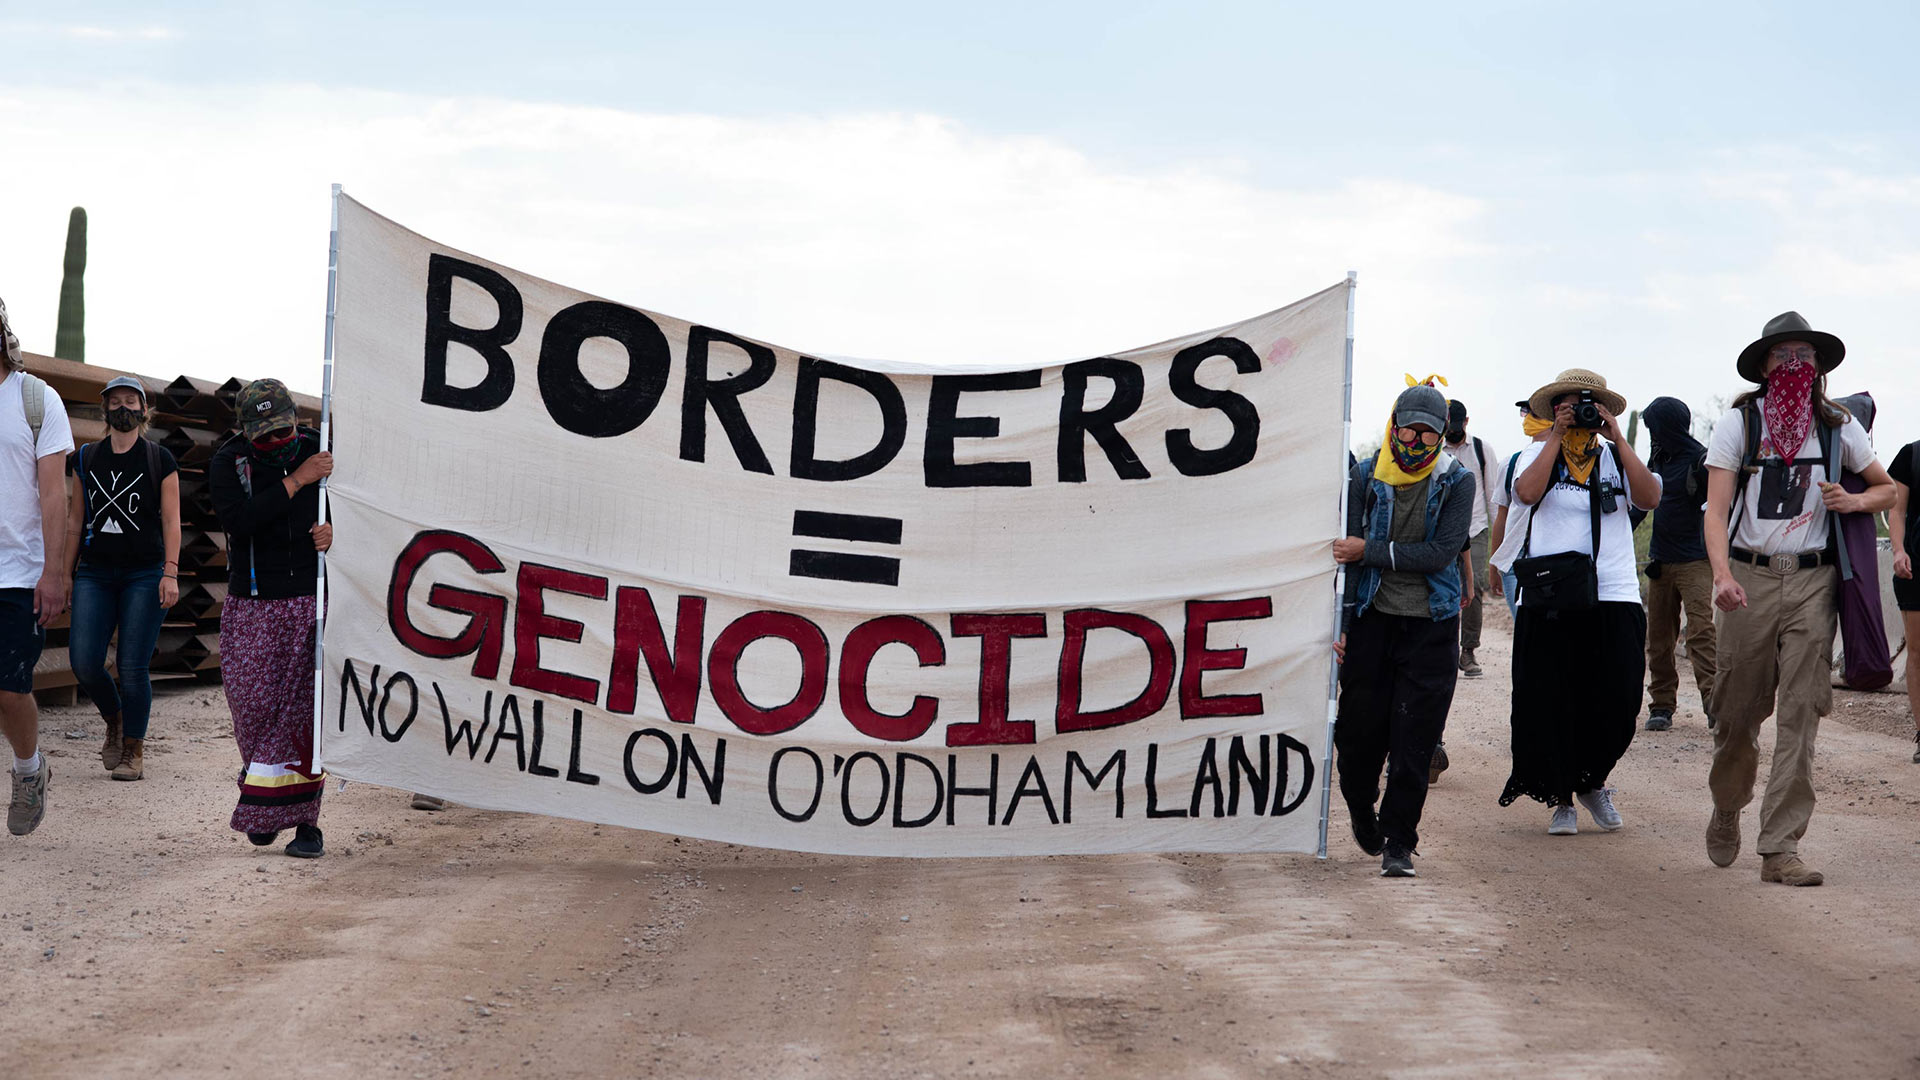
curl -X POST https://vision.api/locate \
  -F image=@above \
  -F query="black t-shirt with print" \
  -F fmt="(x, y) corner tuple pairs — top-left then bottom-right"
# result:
(72, 438), (179, 568)
(1893, 442), (1920, 556)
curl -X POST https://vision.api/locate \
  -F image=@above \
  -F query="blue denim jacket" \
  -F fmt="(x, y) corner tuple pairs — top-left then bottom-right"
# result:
(1344, 454), (1473, 626)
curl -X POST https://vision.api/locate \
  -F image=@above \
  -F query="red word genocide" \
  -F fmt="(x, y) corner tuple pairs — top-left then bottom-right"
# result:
(387, 531), (1274, 748)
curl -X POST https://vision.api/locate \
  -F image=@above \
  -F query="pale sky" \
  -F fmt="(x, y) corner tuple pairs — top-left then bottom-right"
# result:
(4, 1), (1918, 456)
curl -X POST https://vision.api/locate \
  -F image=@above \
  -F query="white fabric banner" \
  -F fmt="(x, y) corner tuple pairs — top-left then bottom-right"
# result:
(322, 194), (1348, 856)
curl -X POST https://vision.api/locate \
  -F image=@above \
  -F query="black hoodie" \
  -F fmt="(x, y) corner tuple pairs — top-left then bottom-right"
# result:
(208, 428), (323, 599)
(1643, 397), (1708, 564)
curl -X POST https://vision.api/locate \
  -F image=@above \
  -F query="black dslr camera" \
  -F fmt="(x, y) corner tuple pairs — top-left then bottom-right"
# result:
(1569, 389), (1606, 430)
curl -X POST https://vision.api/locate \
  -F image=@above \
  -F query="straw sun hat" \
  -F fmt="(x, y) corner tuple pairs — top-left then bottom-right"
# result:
(1526, 368), (1626, 420)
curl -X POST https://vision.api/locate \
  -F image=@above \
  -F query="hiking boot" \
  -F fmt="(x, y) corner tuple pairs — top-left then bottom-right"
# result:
(111, 738), (144, 781)
(1428, 743), (1450, 785)
(1645, 709), (1673, 732)
(248, 831), (281, 846)
(1575, 787), (1623, 831)
(8, 760), (50, 836)
(1381, 845), (1416, 877)
(100, 713), (123, 771)
(1760, 853), (1823, 887)
(1350, 807), (1384, 857)
(410, 793), (449, 811)
(1459, 650), (1482, 679)
(285, 824), (324, 859)
(1547, 804), (1578, 835)
(1706, 809), (1740, 867)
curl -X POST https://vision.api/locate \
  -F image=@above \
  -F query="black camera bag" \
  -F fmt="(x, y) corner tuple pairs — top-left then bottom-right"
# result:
(1511, 445), (1612, 611)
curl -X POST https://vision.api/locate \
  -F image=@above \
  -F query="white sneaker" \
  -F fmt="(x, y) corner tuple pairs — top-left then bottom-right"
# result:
(1576, 787), (1623, 831)
(1547, 804), (1578, 835)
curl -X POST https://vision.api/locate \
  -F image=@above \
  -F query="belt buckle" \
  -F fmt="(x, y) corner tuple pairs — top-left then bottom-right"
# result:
(1769, 552), (1798, 574)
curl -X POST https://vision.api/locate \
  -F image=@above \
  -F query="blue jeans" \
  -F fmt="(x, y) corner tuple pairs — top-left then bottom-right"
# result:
(1503, 570), (1519, 620)
(69, 563), (169, 740)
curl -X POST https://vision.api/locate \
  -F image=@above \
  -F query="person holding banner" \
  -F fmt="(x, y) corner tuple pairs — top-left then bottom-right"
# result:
(65, 376), (181, 781)
(209, 379), (333, 858)
(1498, 370), (1660, 836)
(1333, 382), (1475, 877)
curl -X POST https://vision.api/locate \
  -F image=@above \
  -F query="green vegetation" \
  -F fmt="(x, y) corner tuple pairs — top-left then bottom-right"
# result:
(55, 207), (86, 362)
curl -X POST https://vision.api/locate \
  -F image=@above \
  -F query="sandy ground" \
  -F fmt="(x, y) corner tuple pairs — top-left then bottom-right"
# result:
(6, 610), (1920, 1080)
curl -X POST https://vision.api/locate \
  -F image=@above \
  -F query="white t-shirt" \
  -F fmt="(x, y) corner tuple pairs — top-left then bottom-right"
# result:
(1705, 408), (1874, 555)
(1448, 434), (1499, 535)
(0, 371), (76, 588)
(1508, 440), (1657, 605)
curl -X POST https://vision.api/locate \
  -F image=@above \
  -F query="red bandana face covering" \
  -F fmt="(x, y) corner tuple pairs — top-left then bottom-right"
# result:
(1762, 358), (1817, 465)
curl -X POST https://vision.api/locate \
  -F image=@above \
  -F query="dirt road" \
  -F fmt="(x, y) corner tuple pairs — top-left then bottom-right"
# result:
(6, 614), (1919, 1079)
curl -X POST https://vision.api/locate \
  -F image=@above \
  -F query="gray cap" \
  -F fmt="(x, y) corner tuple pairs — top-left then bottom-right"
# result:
(1392, 385), (1448, 433)
(100, 375), (147, 405)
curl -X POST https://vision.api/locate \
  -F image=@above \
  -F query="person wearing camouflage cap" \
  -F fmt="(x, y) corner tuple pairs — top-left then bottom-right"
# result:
(208, 378), (333, 858)
(1331, 379), (1476, 878)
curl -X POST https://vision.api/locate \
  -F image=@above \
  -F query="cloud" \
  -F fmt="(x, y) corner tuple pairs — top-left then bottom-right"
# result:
(0, 84), (1491, 396)
(1, 82), (1916, 454)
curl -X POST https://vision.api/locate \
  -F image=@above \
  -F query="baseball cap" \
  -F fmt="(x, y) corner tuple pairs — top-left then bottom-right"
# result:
(237, 378), (297, 441)
(1392, 385), (1448, 433)
(101, 375), (148, 406)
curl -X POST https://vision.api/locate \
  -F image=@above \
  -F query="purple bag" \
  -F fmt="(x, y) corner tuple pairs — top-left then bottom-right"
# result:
(1834, 393), (1892, 690)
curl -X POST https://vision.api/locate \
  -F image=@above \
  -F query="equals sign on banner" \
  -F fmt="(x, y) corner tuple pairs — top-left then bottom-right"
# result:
(789, 510), (903, 586)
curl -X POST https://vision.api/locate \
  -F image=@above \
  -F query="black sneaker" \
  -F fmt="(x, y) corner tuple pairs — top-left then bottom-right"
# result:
(1645, 710), (1673, 731)
(1428, 743), (1449, 785)
(247, 831), (281, 847)
(285, 824), (324, 859)
(1350, 808), (1385, 857)
(1381, 845), (1416, 877)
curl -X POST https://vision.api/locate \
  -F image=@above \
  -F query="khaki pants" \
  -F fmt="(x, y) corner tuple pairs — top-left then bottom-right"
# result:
(1459, 528), (1490, 652)
(1645, 558), (1716, 713)
(1707, 560), (1836, 855)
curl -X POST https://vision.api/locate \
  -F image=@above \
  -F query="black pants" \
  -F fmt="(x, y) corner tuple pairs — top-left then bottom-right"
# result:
(1500, 600), (1645, 807)
(1335, 610), (1460, 850)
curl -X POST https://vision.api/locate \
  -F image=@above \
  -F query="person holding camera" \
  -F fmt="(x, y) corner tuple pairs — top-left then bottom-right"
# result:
(1498, 369), (1661, 836)
(1333, 382), (1475, 877)
(1702, 313), (1894, 886)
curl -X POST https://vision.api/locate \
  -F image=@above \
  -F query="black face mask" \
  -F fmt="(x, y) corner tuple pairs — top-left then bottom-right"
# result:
(106, 407), (144, 432)
(1445, 425), (1466, 444)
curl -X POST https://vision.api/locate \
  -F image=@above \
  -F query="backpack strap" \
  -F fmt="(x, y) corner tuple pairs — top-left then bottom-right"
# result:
(19, 372), (47, 445)
(1821, 419), (1854, 581)
(1503, 450), (1524, 503)
(1728, 402), (1762, 527)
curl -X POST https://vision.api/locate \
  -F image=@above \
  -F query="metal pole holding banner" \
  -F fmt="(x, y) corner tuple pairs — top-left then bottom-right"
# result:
(1316, 270), (1357, 859)
(311, 183), (340, 778)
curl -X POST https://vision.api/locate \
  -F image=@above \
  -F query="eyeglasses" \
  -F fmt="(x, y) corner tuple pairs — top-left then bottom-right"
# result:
(1394, 426), (1441, 447)
(1768, 344), (1817, 363)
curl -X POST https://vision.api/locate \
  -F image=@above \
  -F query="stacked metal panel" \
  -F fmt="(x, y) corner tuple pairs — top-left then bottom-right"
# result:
(22, 352), (320, 702)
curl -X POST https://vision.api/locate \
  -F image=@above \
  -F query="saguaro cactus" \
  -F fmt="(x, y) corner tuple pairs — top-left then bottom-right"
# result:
(55, 207), (86, 362)
(1626, 408), (1640, 452)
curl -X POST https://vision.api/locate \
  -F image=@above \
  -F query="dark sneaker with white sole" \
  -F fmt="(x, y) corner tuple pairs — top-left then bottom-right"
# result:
(1381, 845), (1416, 877)
(1645, 710), (1673, 731)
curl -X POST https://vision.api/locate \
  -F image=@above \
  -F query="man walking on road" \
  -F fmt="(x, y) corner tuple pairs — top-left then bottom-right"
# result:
(1, 299), (73, 836)
(1642, 397), (1715, 731)
(1703, 312), (1894, 886)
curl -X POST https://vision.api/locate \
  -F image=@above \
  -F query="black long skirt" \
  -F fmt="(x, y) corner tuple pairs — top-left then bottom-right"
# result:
(1499, 600), (1645, 807)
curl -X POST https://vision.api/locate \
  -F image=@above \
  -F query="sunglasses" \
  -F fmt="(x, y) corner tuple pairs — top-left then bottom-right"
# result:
(1394, 426), (1441, 447)
(1768, 344), (1817, 363)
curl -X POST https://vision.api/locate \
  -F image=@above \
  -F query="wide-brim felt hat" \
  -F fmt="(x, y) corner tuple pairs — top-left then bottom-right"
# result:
(1736, 311), (1843, 384)
(1527, 368), (1626, 420)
